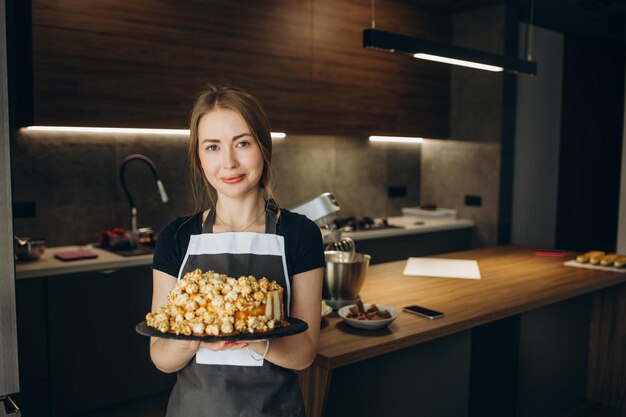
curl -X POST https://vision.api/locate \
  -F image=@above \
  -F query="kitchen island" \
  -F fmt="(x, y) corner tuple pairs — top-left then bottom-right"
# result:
(300, 245), (626, 417)
(15, 243), (625, 417)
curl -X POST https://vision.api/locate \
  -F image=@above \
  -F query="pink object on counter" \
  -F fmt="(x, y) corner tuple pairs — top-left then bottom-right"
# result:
(54, 249), (98, 261)
(534, 250), (566, 257)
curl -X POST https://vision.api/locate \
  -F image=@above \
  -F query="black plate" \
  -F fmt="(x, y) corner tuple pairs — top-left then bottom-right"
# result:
(135, 317), (308, 342)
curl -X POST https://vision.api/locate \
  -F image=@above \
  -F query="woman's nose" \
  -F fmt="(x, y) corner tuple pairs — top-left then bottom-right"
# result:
(222, 149), (238, 168)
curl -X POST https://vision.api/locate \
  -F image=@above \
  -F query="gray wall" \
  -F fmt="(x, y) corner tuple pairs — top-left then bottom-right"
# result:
(12, 129), (507, 249)
(1, 0), (20, 397)
(421, 139), (501, 247)
(512, 25), (564, 248)
(450, 5), (504, 142)
(427, 4), (506, 247)
(12, 131), (422, 246)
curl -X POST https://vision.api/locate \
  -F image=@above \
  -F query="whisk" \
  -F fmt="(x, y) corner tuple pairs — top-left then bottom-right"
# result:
(325, 236), (356, 261)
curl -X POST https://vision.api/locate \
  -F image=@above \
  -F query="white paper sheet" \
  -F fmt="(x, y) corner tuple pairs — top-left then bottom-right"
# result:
(403, 257), (481, 279)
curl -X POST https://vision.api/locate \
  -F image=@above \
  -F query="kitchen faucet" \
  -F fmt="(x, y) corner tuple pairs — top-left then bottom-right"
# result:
(119, 154), (169, 247)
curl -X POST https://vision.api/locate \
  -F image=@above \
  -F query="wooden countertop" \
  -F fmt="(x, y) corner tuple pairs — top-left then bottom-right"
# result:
(316, 245), (626, 369)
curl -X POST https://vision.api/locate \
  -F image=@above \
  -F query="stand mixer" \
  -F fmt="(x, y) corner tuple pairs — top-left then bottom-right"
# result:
(290, 192), (353, 250)
(291, 193), (369, 309)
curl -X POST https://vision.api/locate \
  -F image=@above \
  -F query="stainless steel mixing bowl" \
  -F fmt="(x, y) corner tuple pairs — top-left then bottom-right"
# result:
(323, 251), (371, 301)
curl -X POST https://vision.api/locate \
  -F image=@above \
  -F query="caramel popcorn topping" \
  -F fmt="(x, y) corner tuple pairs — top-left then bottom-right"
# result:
(146, 269), (283, 336)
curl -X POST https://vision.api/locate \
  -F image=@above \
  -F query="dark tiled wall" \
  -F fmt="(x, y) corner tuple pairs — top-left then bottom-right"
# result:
(11, 132), (422, 246)
(420, 139), (501, 247)
(11, 132), (190, 246)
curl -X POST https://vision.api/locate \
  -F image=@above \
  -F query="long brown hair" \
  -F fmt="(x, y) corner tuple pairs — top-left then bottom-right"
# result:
(188, 83), (277, 212)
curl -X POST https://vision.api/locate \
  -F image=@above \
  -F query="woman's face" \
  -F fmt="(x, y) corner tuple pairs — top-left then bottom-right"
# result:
(197, 108), (264, 200)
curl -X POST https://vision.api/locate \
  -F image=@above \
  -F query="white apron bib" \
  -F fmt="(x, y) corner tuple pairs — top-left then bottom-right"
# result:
(176, 201), (290, 366)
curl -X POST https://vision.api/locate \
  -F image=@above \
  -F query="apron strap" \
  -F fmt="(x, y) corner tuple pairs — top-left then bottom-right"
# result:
(201, 199), (279, 235)
(264, 199), (279, 234)
(202, 207), (217, 233)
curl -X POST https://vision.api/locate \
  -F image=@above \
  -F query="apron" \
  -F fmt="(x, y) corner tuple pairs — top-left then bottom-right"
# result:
(166, 200), (306, 417)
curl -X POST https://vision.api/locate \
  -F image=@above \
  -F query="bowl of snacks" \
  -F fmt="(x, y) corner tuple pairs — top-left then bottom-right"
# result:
(338, 300), (398, 330)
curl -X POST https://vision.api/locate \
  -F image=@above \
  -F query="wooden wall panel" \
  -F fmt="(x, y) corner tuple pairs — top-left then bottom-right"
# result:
(188, 1), (312, 133)
(31, 0), (450, 136)
(32, 0), (203, 128)
(309, 0), (450, 135)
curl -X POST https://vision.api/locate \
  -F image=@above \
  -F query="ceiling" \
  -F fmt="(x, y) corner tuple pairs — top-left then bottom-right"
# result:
(408, 0), (626, 44)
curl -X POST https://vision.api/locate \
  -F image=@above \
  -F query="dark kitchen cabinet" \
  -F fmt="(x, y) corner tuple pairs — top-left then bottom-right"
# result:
(14, 277), (51, 417)
(46, 266), (174, 416)
(15, 266), (175, 417)
(24, 0), (451, 137)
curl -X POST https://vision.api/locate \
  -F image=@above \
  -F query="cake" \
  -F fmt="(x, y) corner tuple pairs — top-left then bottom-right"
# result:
(146, 269), (284, 336)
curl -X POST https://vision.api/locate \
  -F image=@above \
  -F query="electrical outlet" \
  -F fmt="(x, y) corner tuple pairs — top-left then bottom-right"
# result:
(388, 186), (407, 198)
(465, 195), (482, 207)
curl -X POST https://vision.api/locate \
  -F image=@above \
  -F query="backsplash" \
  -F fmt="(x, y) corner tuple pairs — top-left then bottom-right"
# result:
(420, 139), (501, 247)
(11, 131), (423, 246)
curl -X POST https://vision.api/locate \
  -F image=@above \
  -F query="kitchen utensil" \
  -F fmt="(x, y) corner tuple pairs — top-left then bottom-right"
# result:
(325, 237), (356, 260)
(14, 236), (46, 261)
(291, 192), (340, 227)
(323, 251), (371, 309)
(338, 304), (399, 330)
(137, 227), (155, 245)
(120, 154), (169, 248)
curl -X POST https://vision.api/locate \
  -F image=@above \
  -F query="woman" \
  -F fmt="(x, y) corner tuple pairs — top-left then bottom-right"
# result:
(149, 84), (325, 416)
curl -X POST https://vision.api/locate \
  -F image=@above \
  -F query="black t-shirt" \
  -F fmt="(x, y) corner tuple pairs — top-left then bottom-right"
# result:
(152, 208), (325, 279)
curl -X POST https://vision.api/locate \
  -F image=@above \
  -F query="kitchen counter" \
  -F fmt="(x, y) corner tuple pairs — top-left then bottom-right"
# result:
(333, 217), (474, 241)
(299, 245), (626, 417)
(15, 245), (153, 279)
(16, 217), (473, 279)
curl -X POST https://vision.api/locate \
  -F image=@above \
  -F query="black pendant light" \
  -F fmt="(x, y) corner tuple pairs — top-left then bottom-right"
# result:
(363, 1), (537, 76)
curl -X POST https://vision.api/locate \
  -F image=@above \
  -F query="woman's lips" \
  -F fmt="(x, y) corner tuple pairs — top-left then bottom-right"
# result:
(221, 174), (246, 184)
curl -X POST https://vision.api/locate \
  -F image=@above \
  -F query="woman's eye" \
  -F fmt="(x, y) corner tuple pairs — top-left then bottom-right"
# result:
(206, 144), (219, 151)
(236, 141), (249, 148)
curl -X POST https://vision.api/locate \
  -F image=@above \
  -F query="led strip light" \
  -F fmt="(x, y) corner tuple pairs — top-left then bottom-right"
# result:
(368, 136), (424, 144)
(21, 126), (286, 139)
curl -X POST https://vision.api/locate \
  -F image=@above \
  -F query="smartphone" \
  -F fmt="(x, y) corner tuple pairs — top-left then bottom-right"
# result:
(403, 305), (445, 320)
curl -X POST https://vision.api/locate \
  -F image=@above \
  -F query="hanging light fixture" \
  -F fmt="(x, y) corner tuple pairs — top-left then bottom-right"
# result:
(363, 1), (537, 75)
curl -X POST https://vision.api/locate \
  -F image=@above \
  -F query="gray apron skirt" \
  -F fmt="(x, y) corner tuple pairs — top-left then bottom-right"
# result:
(165, 201), (306, 417)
